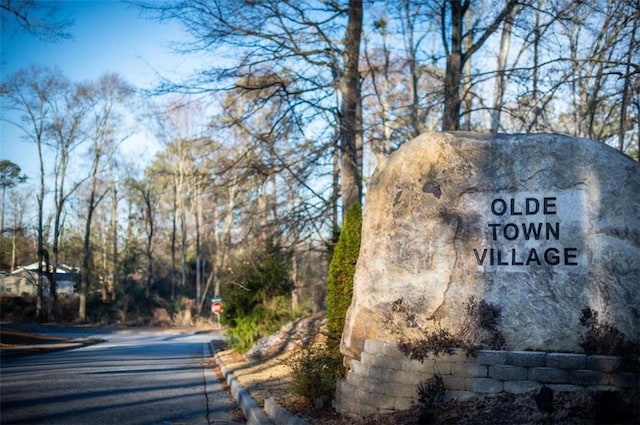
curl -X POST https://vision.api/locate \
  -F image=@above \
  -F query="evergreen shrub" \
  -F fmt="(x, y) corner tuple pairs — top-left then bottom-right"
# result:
(325, 203), (362, 352)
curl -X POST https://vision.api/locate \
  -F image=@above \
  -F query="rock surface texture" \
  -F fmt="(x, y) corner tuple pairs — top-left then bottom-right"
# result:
(341, 132), (640, 362)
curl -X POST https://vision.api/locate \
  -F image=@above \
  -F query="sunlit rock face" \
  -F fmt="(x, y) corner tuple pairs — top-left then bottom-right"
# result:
(341, 132), (640, 362)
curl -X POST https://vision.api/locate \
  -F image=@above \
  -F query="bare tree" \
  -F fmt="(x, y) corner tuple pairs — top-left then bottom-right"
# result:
(7, 186), (31, 272)
(46, 78), (93, 319)
(0, 160), (27, 266)
(136, 0), (364, 218)
(77, 74), (134, 321)
(0, 0), (73, 40)
(491, 4), (521, 133)
(125, 175), (158, 297)
(439, 0), (520, 131)
(1, 66), (65, 320)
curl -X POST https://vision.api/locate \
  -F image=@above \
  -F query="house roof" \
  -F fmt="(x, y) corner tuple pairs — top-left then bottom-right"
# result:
(13, 262), (79, 275)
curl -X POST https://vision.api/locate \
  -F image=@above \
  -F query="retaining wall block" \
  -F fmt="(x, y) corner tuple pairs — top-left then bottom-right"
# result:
(345, 373), (371, 393)
(503, 380), (542, 394)
(567, 369), (603, 386)
(609, 372), (640, 389)
(445, 390), (479, 402)
(394, 396), (416, 411)
(350, 360), (369, 378)
(431, 360), (452, 375)
(354, 387), (372, 405)
(364, 365), (396, 383)
(451, 362), (488, 378)
(529, 367), (570, 383)
(361, 352), (399, 370)
(466, 377), (504, 394)
(506, 351), (546, 367)
(369, 366), (432, 386)
(441, 375), (466, 391)
(338, 396), (375, 417)
(586, 355), (619, 373)
(334, 380), (347, 406)
(403, 357), (437, 374)
(377, 381), (418, 398)
(546, 353), (587, 370)
(476, 350), (508, 365)
(442, 348), (473, 363)
(365, 340), (403, 357)
(489, 365), (529, 381)
(548, 384), (584, 393)
(366, 390), (397, 411)
(587, 385), (622, 393)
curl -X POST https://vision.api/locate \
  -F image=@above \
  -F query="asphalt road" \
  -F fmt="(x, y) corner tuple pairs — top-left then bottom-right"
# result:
(0, 327), (244, 425)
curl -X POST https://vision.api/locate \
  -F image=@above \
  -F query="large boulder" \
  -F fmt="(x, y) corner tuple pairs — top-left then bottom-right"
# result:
(341, 132), (640, 362)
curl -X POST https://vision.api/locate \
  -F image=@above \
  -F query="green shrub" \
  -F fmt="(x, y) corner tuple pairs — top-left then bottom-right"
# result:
(0, 294), (36, 321)
(225, 315), (261, 353)
(288, 338), (345, 408)
(220, 240), (296, 353)
(325, 203), (361, 350)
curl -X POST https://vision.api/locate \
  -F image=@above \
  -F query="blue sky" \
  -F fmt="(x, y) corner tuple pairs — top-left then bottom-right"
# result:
(1, 0), (195, 180)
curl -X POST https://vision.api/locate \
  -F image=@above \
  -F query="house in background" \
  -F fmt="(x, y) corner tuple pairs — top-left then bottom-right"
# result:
(0, 262), (79, 297)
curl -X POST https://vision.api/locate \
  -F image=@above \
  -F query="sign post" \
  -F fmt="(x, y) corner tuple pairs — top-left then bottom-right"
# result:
(211, 298), (223, 329)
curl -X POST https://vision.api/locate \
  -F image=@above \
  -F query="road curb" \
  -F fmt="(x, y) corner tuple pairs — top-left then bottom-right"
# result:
(264, 397), (309, 425)
(209, 341), (273, 425)
(208, 341), (310, 425)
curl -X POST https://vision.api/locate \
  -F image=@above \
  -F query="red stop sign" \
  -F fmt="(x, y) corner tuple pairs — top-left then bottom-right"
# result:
(211, 301), (222, 314)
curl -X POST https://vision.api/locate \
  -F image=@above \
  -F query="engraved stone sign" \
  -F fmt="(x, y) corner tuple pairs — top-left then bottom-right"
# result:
(340, 132), (640, 362)
(466, 190), (587, 271)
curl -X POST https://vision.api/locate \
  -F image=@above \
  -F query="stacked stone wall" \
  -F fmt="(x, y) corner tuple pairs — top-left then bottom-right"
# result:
(334, 339), (639, 417)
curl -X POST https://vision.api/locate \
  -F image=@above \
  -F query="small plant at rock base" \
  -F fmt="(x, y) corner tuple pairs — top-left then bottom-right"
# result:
(398, 328), (458, 362)
(579, 307), (639, 372)
(417, 374), (445, 407)
(458, 295), (507, 355)
(392, 296), (507, 362)
(416, 374), (445, 424)
(287, 334), (345, 409)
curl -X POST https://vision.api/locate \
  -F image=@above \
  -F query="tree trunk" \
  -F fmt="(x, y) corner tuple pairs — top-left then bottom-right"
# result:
(403, 0), (422, 138)
(461, 11), (474, 131)
(78, 193), (94, 321)
(78, 164), (107, 321)
(442, 0), (517, 131)
(194, 177), (202, 313)
(170, 184), (177, 301)
(442, 0), (465, 131)
(36, 137), (46, 321)
(340, 0), (363, 218)
(528, 0), (542, 132)
(618, 0), (638, 152)
(332, 143), (339, 233)
(110, 183), (119, 301)
(491, 7), (517, 133)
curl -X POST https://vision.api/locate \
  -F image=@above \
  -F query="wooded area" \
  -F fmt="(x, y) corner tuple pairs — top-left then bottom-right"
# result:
(1, 0), (638, 323)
